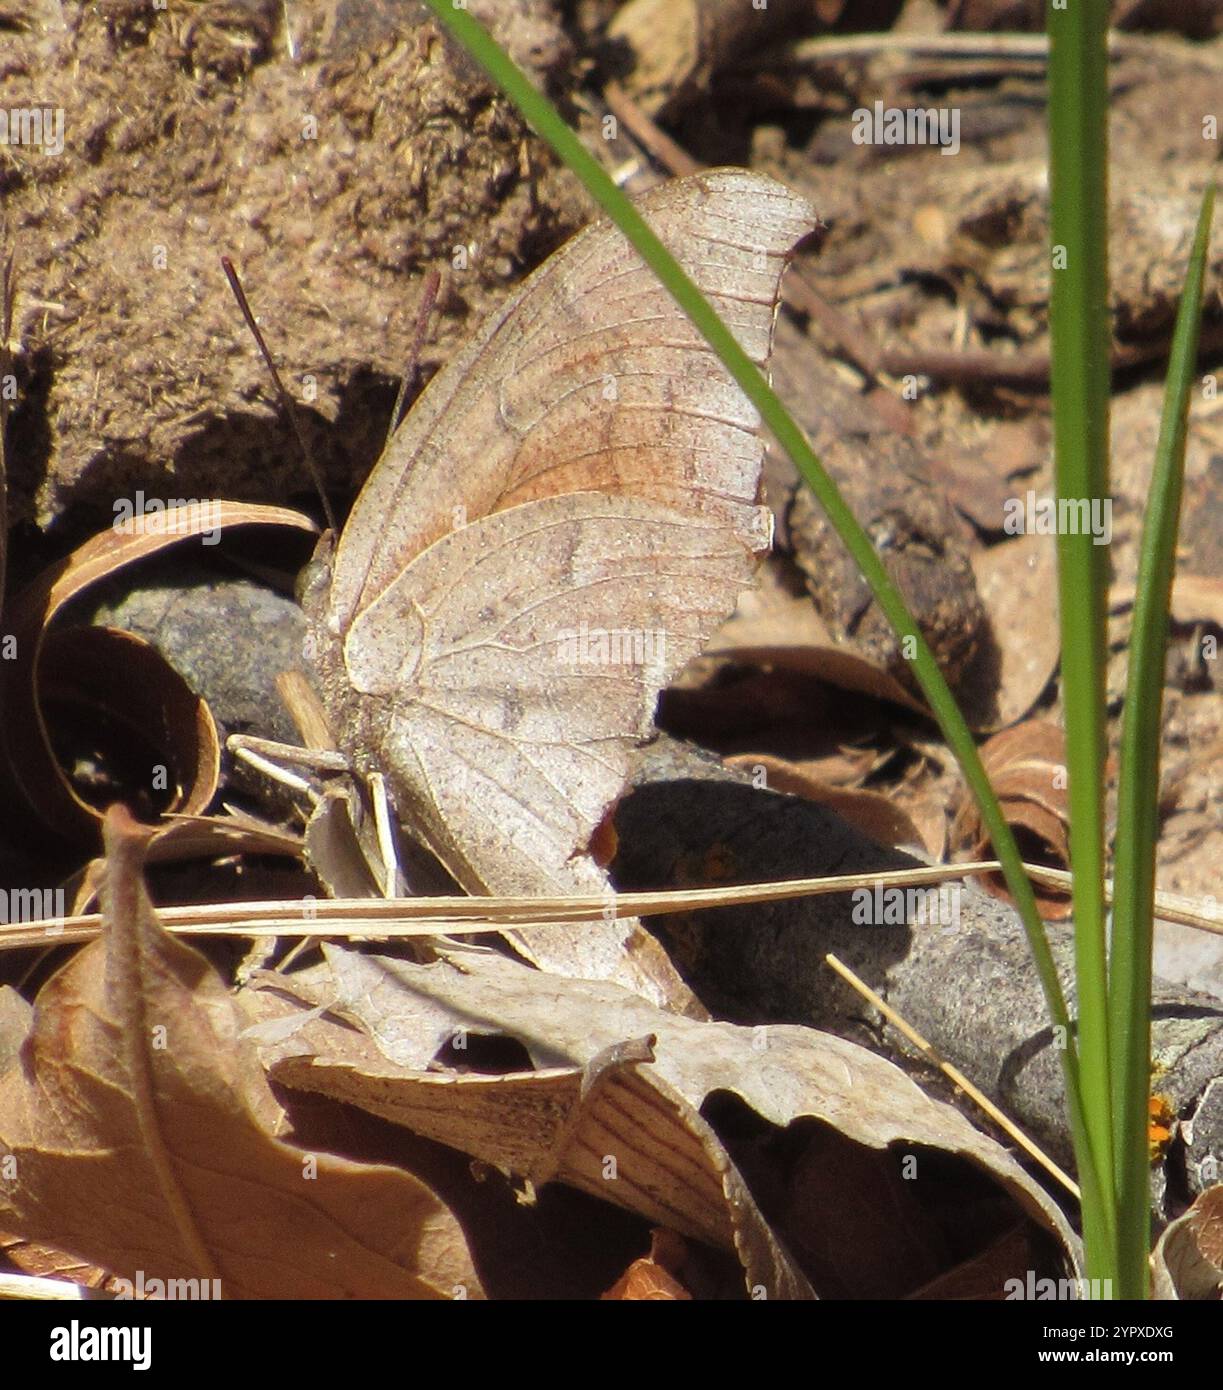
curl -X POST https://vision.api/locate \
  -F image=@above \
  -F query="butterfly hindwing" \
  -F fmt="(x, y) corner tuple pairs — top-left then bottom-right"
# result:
(347, 492), (764, 892)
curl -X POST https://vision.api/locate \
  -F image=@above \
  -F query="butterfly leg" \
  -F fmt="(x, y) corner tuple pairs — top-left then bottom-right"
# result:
(367, 770), (407, 898)
(227, 733), (351, 798)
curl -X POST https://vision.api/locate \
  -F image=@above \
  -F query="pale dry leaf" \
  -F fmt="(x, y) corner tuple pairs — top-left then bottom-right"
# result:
(244, 940), (1080, 1296)
(246, 950), (810, 1297)
(714, 554), (836, 650)
(0, 808), (482, 1299)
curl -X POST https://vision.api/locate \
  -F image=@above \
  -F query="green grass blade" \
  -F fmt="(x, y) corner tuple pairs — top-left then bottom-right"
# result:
(1109, 182), (1215, 1298)
(424, 0), (1108, 1263)
(1046, 0), (1117, 1286)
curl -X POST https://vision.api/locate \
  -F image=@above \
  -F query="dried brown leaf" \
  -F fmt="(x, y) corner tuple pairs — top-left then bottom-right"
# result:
(965, 533), (1060, 732)
(0, 807), (481, 1299)
(1152, 1184), (1223, 1300)
(724, 753), (930, 854)
(0, 984), (31, 1074)
(602, 1229), (694, 1300)
(951, 719), (1071, 917)
(710, 564), (931, 715)
(244, 941), (1080, 1298)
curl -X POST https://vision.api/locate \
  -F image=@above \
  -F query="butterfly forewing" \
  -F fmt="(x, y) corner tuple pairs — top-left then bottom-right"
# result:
(326, 170), (815, 636)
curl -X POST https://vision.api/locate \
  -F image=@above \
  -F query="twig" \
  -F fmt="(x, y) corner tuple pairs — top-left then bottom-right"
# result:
(1, 859), (1217, 951)
(603, 81), (700, 177)
(878, 319), (1223, 390)
(769, 30), (1219, 72)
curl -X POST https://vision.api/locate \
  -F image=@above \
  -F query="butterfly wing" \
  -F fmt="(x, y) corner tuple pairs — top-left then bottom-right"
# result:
(325, 169), (816, 637)
(344, 492), (764, 997)
(347, 491), (762, 874)
(313, 169), (815, 1006)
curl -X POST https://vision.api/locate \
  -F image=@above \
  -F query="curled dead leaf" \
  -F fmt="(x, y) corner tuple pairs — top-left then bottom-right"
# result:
(709, 561), (931, 717)
(0, 502), (315, 841)
(1151, 1184), (1223, 1300)
(724, 752), (932, 855)
(951, 719), (1071, 918)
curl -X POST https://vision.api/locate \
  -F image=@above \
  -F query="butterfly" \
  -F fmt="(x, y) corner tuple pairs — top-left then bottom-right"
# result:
(303, 169), (815, 1007)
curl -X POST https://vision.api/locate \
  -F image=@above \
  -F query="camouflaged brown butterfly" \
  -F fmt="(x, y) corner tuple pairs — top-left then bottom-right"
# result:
(303, 169), (815, 1008)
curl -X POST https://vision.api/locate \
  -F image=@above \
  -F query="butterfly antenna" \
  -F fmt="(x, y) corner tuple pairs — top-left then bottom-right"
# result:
(220, 256), (338, 533)
(384, 268), (441, 454)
